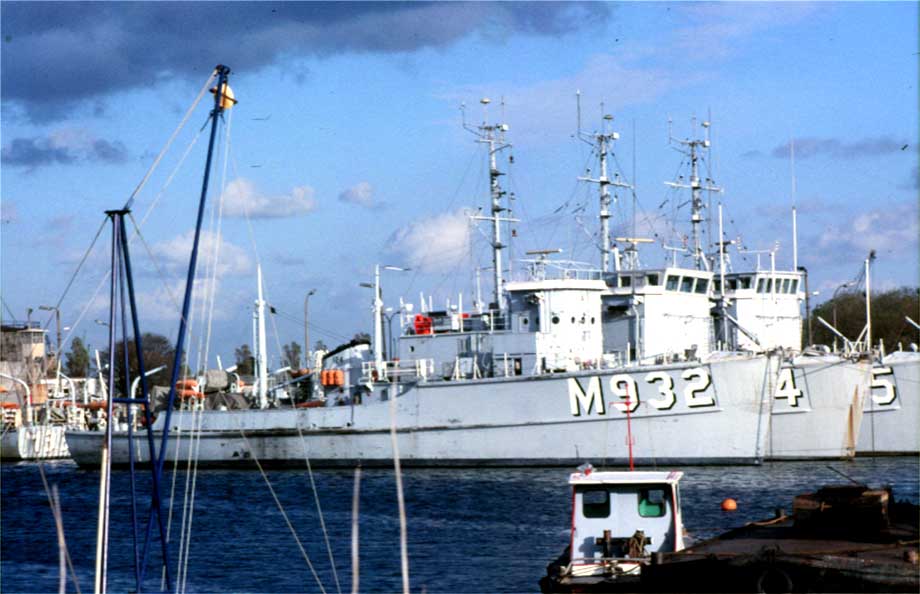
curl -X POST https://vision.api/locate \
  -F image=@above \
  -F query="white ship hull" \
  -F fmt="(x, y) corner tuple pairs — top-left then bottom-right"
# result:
(766, 355), (871, 460)
(69, 354), (778, 467)
(858, 352), (920, 455)
(1, 425), (71, 460)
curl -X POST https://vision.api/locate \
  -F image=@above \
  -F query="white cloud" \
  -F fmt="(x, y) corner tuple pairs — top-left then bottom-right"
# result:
(387, 208), (472, 273)
(444, 53), (699, 143)
(818, 202), (919, 259)
(152, 230), (252, 278)
(338, 181), (377, 208)
(219, 178), (317, 218)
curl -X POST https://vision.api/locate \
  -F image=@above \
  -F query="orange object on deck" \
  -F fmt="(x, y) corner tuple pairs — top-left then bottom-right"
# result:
(0, 401), (20, 409)
(295, 400), (324, 409)
(413, 314), (433, 335)
(175, 379), (199, 390)
(177, 389), (205, 399)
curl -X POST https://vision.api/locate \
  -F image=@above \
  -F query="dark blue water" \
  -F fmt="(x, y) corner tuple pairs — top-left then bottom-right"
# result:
(2, 458), (917, 593)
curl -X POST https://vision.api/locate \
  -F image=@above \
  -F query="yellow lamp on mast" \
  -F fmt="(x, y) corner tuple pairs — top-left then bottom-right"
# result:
(210, 82), (237, 109)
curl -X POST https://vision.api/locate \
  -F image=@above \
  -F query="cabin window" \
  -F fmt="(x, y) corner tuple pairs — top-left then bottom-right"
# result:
(522, 317), (529, 325)
(646, 273), (660, 286)
(582, 488), (611, 518)
(665, 275), (679, 291)
(638, 488), (667, 518)
(409, 346), (415, 353)
(591, 317), (595, 324)
(619, 275), (632, 288)
(680, 277), (694, 293)
(694, 279), (709, 294)
(791, 279), (799, 293)
(727, 278), (738, 291)
(740, 276), (752, 289)
(571, 317), (576, 324)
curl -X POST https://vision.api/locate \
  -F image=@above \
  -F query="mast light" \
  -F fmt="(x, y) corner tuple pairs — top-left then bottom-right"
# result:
(210, 83), (238, 109)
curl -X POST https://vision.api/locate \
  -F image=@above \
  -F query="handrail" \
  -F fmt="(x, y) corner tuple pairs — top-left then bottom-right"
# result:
(0, 373), (32, 425)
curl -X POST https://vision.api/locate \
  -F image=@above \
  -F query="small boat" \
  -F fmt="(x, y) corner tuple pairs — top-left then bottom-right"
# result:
(539, 464), (686, 592)
(541, 468), (920, 593)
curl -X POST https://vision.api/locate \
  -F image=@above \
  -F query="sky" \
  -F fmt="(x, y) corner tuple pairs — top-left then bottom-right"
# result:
(1, 1), (917, 369)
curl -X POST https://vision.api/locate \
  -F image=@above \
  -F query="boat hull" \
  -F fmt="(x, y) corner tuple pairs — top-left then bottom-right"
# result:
(857, 352), (920, 455)
(68, 355), (776, 468)
(766, 356), (870, 460)
(1, 425), (71, 461)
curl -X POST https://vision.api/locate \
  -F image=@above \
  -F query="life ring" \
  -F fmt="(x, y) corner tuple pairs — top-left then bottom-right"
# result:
(755, 566), (793, 594)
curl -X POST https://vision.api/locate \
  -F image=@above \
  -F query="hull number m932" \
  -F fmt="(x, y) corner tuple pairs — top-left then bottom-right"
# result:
(568, 368), (714, 416)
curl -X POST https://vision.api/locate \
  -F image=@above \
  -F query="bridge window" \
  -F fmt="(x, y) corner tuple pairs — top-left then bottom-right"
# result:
(727, 278), (738, 291)
(694, 279), (709, 294)
(646, 273), (660, 286)
(582, 488), (611, 518)
(619, 275), (632, 288)
(712, 279), (721, 293)
(665, 275), (679, 291)
(756, 278), (766, 293)
(680, 277), (694, 293)
(791, 279), (799, 293)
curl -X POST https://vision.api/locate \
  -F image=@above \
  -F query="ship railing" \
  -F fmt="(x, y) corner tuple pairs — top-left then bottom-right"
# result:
(361, 359), (435, 384)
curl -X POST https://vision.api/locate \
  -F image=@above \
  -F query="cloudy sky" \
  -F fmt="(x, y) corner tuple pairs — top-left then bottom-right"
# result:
(2, 2), (917, 366)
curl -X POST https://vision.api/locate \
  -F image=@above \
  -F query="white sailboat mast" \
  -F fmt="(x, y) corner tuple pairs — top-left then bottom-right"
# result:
(256, 265), (269, 409)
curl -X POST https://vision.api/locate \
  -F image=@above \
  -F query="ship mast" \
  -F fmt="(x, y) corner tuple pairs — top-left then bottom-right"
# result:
(465, 98), (517, 313)
(665, 118), (722, 270)
(577, 102), (632, 273)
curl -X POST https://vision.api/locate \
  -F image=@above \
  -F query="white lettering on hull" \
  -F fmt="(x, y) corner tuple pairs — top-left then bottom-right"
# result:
(870, 366), (897, 406)
(568, 368), (716, 416)
(774, 367), (803, 408)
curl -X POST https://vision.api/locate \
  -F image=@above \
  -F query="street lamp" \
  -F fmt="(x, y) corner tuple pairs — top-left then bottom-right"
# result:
(304, 289), (316, 369)
(360, 264), (410, 371)
(832, 281), (854, 352)
(38, 305), (61, 357)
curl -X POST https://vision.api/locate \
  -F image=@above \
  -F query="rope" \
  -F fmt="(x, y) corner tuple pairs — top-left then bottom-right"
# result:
(124, 70), (217, 210)
(239, 428), (328, 594)
(42, 217), (108, 330)
(350, 466), (361, 594)
(297, 425), (343, 594)
(37, 463), (82, 594)
(389, 392), (410, 594)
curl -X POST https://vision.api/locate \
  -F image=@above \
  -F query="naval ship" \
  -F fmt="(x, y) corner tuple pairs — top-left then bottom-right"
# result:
(67, 99), (871, 468)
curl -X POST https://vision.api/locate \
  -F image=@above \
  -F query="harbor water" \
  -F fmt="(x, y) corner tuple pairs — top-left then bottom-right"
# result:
(2, 457), (918, 593)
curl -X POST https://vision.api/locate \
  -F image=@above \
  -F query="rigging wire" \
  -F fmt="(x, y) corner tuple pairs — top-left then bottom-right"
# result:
(238, 428), (329, 594)
(297, 426), (343, 594)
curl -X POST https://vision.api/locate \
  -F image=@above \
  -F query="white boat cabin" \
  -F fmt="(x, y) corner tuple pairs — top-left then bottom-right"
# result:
(602, 267), (714, 365)
(717, 270), (803, 352)
(568, 468), (685, 577)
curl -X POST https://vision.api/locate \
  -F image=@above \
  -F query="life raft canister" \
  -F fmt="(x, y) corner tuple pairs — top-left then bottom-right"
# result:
(413, 314), (433, 335)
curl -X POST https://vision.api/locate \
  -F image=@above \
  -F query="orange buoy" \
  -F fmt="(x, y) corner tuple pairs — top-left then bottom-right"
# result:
(721, 498), (738, 511)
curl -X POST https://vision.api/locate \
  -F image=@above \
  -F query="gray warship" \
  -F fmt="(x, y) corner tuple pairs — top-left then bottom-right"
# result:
(67, 104), (873, 468)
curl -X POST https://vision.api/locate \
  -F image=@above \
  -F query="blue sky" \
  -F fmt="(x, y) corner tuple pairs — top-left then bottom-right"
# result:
(2, 2), (917, 367)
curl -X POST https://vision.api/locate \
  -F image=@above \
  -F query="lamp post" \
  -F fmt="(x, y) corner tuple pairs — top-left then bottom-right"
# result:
(360, 265), (410, 373)
(38, 305), (61, 357)
(304, 289), (316, 369)
(832, 281), (853, 352)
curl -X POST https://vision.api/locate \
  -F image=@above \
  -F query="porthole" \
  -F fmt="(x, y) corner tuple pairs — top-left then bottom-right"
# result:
(552, 315), (560, 324)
